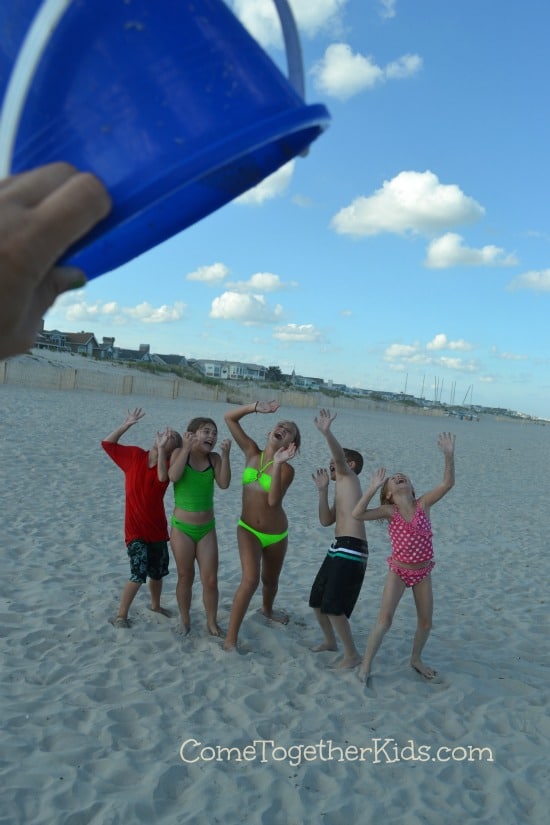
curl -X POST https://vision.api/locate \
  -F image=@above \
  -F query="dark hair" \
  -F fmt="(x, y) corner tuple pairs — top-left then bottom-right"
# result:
(172, 431), (183, 448)
(186, 417), (217, 433)
(343, 448), (363, 475)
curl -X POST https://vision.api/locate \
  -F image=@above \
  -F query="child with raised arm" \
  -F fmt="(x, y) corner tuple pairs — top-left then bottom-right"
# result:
(102, 408), (182, 627)
(223, 401), (300, 651)
(169, 417), (231, 636)
(309, 409), (368, 669)
(351, 432), (456, 683)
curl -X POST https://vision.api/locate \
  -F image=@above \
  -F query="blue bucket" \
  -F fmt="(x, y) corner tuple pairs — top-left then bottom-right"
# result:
(0, 0), (330, 279)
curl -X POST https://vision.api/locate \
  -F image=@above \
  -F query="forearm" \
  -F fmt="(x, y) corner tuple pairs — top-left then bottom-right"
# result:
(157, 449), (169, 482)
(442, 454), (455, 490)
(318, 490), (334, 526)
(351, 487), (379, 520)
(322, 428), (347, 469)
(224, 403), (255, 425)
(217, 456), (231, 489)
(103, 423), (131, 443)
(168, 446), (191, 482)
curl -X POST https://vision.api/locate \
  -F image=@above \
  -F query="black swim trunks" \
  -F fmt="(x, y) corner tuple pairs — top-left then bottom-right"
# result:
(126, 539), (169, 584)
(309, 536), (368, 618)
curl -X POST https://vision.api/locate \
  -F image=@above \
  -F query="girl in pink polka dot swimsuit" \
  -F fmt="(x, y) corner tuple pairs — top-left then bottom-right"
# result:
(352, 432), (456, 683)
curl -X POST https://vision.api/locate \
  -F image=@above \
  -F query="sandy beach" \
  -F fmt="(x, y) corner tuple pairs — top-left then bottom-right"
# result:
(0, 367), (548, 824)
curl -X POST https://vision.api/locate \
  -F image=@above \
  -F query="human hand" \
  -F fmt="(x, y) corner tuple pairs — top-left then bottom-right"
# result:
(0, 163), (111, 359)
(368, 467), (387, 490)
(313, 408), (337, 435)
(219, 438), (232, 455)
(437, 432), (456, 456)
(311, 468), (330, 491)
(255, 400), (280, 414)
(182, 430), (198, 450)
(156, 427), (177, 450)
(273, 442), (297, 464)
(123, 407), (145, 427)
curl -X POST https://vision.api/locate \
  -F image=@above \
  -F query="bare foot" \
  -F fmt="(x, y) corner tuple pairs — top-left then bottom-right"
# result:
(149, 606), (173, 617)
(223, 640), (238, 653)
(411, 660), (437, 679)
(110, 616), (131, 628)
(208, 622), (223, 637)
(310, 641), (338, 653)
(330, 654), (361, 670)
(357, 666), (370, 683)
(173, 622), (190, 636)
(261, 608), (289, 625)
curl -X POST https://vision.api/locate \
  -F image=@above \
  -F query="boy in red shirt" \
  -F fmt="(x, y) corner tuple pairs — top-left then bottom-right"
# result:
(102, 407), (182, 627)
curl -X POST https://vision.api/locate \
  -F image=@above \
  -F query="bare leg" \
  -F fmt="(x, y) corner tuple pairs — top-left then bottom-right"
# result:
(310, 607), (338, 652)
(410, 575), (436, 678)
(358, 571), (405, 683)
(224, 528), (261, 651)
(327, 614), (361, 669)
(196, 531), (221, 636)
(114, 580), (141, 625)
(170, 528), (196, 634)
(148, 578), (172, 616)
(260, 538), (289, 624)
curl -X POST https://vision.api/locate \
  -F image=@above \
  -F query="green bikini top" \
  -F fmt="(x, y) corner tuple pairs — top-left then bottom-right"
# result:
(242, 452), (273, 492)
(174, 459), (214, 511)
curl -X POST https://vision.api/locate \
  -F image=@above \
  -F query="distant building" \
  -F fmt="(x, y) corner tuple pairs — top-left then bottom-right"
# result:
(192, 359), (267, 381)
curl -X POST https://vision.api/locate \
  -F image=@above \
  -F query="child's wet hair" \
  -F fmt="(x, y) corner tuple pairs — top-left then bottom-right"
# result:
(186, 417), (217, 433)
(343, 448), (363, 475)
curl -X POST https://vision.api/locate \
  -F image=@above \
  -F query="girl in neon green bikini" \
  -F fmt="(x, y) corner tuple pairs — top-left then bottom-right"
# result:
(169, 417), (231, 636)
(223, 400), (300, 651)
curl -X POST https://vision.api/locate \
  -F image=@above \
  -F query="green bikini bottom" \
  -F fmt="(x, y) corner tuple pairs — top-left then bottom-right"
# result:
(171, 516), (215, 543)
(238, 518), (288, 549)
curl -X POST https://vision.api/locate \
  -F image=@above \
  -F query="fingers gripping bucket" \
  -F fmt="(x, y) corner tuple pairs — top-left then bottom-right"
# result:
(0, 0), (330, 280)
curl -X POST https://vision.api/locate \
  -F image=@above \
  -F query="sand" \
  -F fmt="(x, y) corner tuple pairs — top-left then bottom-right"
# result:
(0, 371), (548, 824)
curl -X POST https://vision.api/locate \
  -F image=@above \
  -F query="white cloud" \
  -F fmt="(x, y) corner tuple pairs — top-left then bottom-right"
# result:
(186, 263), (230, 284)
(331, 170), (484, 237)
(379, 0), (397, 19)
(56, 296), (186, 325)
(235, 161), (295, 205)
(425, 233), (518, 269)
(385, 53), (423, 79)
(273, 323), (323, 342)
(209, 291), (284, 324)
(500, 352), (529, 361)
(227, 272), (298, 292)
(312, 44), (383, 99)
(228, 0), (348, 47)
(427, 333), (473, 352)
(312, 44), (421, 100)
(384, 337), (477, 372)
(124, 302), (186, 323)
(64, 299), (115, 322)
(507, 268), (550, 292)
(385, 343), (418, 358)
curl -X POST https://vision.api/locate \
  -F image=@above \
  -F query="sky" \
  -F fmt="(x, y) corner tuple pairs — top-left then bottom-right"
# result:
(36, 0), (550, 418)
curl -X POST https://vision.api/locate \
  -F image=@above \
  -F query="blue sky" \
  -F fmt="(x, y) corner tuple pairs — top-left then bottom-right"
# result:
(41, 0), (549, 418)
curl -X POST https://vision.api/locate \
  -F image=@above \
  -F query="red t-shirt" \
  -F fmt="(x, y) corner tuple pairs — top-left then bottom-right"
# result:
(102, 441), (169, 544)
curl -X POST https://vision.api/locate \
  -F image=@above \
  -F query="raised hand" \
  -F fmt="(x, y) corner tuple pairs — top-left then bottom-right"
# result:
(313, 408), (337, 435)
(437, 432), (456, 456)
(255, 400), (280, 414)
(311, 467), (330, 491)
(219, 438), (232, 455)
(123, 407), (145, 427)
(273, 442), (297, 464)
(368, 467), (387, 491)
